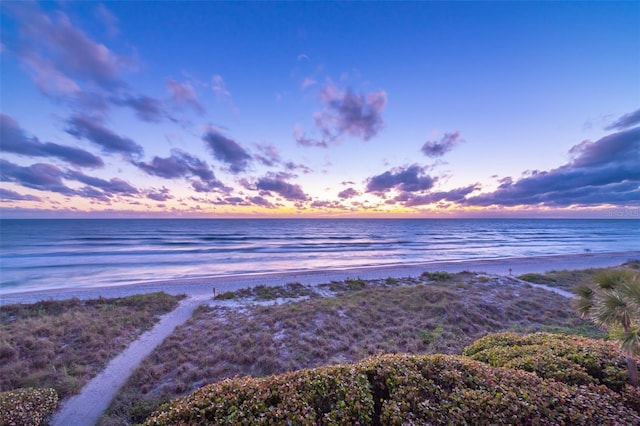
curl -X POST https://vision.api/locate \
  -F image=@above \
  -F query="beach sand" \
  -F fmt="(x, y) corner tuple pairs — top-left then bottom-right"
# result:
(3, 250), (639, 305)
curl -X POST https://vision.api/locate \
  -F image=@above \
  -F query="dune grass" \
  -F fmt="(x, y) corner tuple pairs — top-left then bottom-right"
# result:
(0, 292), (184, 401)
(101, 272), (602, 425)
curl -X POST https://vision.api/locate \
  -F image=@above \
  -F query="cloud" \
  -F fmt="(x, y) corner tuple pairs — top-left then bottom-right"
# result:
(301, 77), (317, 90)
(400, 184), (480, 207)
(203, 129), (251, 173)
(4, 2), (128, 91)
(1, 113), (103, 167)
(112, 95), (165, 123)
(421, 131), (463, 158)
(66, 170), (138, 195)
(146, 188), (173, 202)
(0, 188), (42, 202)
(211, 75), (231, 97)
(366, 165), (436, 194)
(338, 187), (359, 199)
(254, 144), (282, 167)
(136, 149), (229, 193)
(167, 79), (205, 114)
(66, 115), (144, 159)
(606, 108), (640, 131)
(0, 159), (74, 195)
(256, 176), (309, 201)
(297, 84), (387, 147)
(95, 3), (119, 36)
(464, 126), (640, 207)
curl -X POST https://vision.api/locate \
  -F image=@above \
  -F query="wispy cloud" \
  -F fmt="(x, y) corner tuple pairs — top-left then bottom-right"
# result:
(112, 94), (165, 123)
(66, 114), (144, 159)
(296, 83), (387, 147)
(421, 131), (463, 158)
(66, 170), (138, 195)
(605, 108), (640, 131)
(0, 188), (42, 203)
(211, 74), (231, 98)
(95, 3), (119, 37)
(202, 129), (252, 173)
(4, 2), (128, 91)
(167, 79), (205, 114)
(1, 113), (103, 167)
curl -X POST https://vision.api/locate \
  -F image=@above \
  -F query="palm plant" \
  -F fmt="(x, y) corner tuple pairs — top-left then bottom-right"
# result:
(575, 269), (640, 386)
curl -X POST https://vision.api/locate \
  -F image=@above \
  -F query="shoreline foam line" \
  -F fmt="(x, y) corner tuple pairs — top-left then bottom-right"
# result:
(2, 250), (639, 305)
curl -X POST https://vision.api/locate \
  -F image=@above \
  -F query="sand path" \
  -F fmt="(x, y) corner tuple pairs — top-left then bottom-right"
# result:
(38, 251), (636, 424)
(50, 295), (208, 426)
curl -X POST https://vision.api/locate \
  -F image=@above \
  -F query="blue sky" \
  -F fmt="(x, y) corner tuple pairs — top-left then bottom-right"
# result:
(1, 1), (639, 218)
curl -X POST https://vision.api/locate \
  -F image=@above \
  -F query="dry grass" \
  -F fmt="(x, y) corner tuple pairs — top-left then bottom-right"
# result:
(0, 292), (184, 400)
(102, 272), (601, 425)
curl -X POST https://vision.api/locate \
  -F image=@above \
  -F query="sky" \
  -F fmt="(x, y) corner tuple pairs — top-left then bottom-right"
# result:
(1, 1), (639, 219)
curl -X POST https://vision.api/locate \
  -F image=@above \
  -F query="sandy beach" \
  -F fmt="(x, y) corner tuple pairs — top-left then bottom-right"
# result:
(3, 250), (639, 305)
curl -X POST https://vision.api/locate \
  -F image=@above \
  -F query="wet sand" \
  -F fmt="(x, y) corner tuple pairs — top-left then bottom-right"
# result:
(3, 250), (639, 305)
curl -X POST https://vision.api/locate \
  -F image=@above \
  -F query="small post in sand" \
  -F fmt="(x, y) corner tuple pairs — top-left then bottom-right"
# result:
(212, 287), (216, 299)
(508, 268), (512, 276)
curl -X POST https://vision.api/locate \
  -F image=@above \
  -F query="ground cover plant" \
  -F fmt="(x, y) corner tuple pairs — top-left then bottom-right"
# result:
(0, 387), (58, 426)
(102, 272), (602, 425)
(0, 292), (184, 401)
(143, 350), (640, 425)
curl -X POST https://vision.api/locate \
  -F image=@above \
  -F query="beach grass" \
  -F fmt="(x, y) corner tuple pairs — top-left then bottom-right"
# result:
(0, 292), (184, 400)
(100, 272), (602, 425)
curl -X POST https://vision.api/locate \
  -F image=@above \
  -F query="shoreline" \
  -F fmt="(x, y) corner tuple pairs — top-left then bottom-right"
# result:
(2, 250), (639, 305)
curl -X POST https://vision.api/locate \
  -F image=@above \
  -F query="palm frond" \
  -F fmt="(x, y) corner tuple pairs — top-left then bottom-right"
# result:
(593, 290), (632, 327)
(618, 328), (640, 357)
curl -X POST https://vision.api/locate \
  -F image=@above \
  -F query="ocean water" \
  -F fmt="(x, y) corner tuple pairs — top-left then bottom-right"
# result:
(1, 219), (638, 295)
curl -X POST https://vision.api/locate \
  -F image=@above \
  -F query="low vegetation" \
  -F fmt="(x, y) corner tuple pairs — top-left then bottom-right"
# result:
(517, 258), (640, 291)
(0, 292), (184, 400)
(143, 338), (640, 425)
(0, 387), (58, 426)
(102, 272), (602, 425)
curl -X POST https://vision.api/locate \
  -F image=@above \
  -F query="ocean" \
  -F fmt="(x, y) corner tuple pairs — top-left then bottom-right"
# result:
(1, 219), (638, 295)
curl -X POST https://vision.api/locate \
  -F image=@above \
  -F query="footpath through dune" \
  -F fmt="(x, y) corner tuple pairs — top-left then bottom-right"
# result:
(50, 295), (209, 426)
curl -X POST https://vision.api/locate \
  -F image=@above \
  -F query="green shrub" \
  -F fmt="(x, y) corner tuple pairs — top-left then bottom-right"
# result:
(214, 291), (236, 300)
(421, 271), (453, 281)
(144, 352), (640, 425)
(463, 332), (629, 391)
(0, 387), (58, 426)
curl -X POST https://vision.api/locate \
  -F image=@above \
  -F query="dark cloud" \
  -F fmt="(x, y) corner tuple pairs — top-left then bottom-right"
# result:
(136, 149), (215, 181)
(248, 196), (274, 208)
(296, 84), (387, 147)
(134, 149), (231, 192)
(203, 129), (251, 173)
(421, 131), (463, 158)
(256, 176), (309, 201)
(167, 79), (205, 114)
(146, 188), (173, 202)
(338, 187), (359, 199)
(606, 108), (640, 131)
(0, 160), (74, 195)
(0, 188), (42, 202)
(66, 115), (143, 159)
(569, 127), (640, 168)
(465, 127), (640, 207)
(366, 165), (436, 194)
(401, 185), (480, 207)
(66, 170), (138, 195)
(1, 113), (103, 167)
